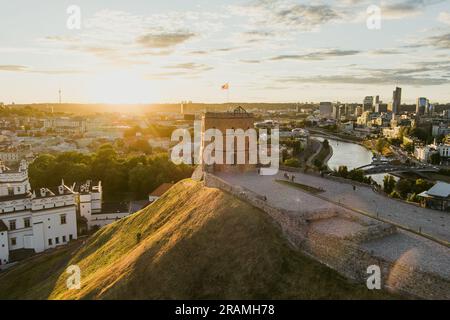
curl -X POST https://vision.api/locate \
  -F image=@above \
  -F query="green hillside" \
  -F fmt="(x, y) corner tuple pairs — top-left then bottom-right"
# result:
(0, 179), (397, 299)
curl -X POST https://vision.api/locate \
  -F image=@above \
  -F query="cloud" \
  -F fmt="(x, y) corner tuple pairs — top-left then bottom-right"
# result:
(164, 62), (213, 72)
(403, 30), (450, 50)
(269, 49), (360, 61)
(0, 65), (28, 72)
(279, 74), (448, 86)
(0, 64), (83, 75)
(368, 49), (404, 55)
(145, 71), (201, 80)
(230, 0), (343, 32)
(278, 59), (450, 86)
(188, 47), (243, 56)
(241, 30), (275, 43)
(136, 32), (196, 48)
(381, 0), (448, 19)
(42, 9), (223, 65)
(241, 59), (261, 64)
(427, 32), (450, 49)
(438, 11), (450, 24)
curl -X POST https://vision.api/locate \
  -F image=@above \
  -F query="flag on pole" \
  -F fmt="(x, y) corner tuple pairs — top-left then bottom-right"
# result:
(221, 83), (229, 90)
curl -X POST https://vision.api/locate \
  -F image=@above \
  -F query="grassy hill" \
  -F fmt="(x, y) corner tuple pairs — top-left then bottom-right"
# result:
(0, 179), (397, 299)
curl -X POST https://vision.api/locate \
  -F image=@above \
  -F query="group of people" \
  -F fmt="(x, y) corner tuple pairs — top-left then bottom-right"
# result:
(284, 172), (296, 182)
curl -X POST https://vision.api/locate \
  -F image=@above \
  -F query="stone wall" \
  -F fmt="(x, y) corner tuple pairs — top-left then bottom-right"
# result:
(203, 172), (450, 299)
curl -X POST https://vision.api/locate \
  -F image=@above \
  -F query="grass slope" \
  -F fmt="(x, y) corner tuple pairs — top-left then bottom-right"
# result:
(0, 179), (396, 300)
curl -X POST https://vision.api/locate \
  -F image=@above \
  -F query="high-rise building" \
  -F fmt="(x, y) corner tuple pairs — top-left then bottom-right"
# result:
(363, 96), (374, 111)
(319, 102), (333, 118)
(375, 103), (388, 113)
(416, 97), (429, 115)
(390, 87), (402, 114)
(332, 105), (339, 119)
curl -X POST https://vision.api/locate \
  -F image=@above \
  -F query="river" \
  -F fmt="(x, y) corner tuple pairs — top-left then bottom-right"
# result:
(314, 136), (395, 185)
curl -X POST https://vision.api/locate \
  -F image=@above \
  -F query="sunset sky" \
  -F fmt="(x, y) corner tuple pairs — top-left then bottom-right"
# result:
(1, 0), (449, 104)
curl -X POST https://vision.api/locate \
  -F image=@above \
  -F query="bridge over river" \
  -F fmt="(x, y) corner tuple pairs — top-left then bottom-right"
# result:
(357, 163), (440, 175)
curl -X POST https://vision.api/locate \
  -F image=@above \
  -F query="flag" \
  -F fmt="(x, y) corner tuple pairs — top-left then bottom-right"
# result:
(221, 83), (229, 90)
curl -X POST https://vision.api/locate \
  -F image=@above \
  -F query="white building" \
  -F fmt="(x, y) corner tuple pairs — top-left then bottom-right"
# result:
(43, 117), (86, 135)
(414, 142), (450, 163)
(0, 160), (78, 265)
(72, 180), (131, 230)
(0, 145), (32, 165)
(437, 144), (450, 158)
(414, 145), (438, 163)
(432, 122), (450, 137)
(383, 126), (402, 139)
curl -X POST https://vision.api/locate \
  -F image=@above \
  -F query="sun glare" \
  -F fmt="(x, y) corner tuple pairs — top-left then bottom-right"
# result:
(87, 70), (158, 104)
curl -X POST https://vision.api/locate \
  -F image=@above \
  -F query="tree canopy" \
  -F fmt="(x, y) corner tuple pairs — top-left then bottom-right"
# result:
(28, 145), (193, 200)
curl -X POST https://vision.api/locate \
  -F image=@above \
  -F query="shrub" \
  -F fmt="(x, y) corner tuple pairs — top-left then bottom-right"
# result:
(284, 158), (301, 168)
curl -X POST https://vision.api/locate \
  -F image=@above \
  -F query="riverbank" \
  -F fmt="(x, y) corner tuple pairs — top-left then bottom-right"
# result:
(313, 136), (373, 172)
(306, 138), (333, 170)
(308, 129), (364, 144)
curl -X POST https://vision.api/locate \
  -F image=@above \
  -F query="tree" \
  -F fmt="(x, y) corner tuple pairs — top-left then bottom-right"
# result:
(403, 142), (414, 153)
(347, 169), (365, 183)
(28, 146), (193, 201)
(128, 139), (152, 154)
(411, 127), (431, 143)
(414, 179), (433, 194)
(337, 165), (349, 178)
(376, 139), (388, 154)
(395, 179), (412, 199)
(284, 158), (301, 168)
(430, 152), (441, 165)
(383, 175), (396, 194)
(313, 159), (322, 169)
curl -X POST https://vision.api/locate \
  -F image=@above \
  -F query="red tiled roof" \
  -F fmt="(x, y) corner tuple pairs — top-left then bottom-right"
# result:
(0, 220), (8, 232)
(149, 183), (174, 197)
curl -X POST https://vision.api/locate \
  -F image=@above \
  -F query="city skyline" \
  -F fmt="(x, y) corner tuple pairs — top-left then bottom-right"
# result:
(1, 0), (450, 104)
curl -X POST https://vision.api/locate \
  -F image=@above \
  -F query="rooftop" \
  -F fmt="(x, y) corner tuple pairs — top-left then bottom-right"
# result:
(98, 202), (129, 214)
(203, 106), (254, 119)
(129, 200), (151, 213)
(33, 184), (74, 199)
(149, 183), (174, 198)
(72, 180), (101, 194)
(419, 181), (450, 198)
(0, 220), (8, 232)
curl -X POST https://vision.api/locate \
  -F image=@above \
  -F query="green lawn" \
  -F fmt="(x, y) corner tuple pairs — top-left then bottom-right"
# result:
(0, 179), (399, 300)
(275, 179), (325, 194)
